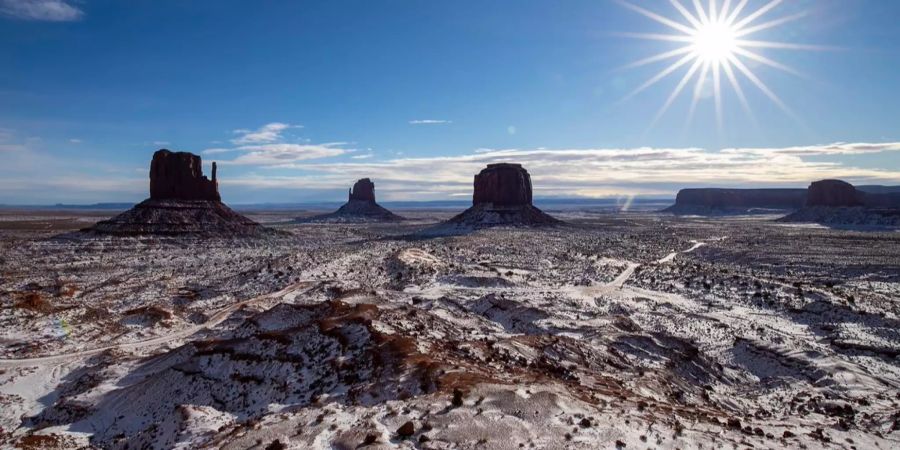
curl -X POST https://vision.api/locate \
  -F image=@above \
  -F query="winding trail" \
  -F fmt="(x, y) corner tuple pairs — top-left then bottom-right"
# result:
(656, 240), (707, 264)
(567, 238), (718, 301)
(0, 280), (315, 368)
(608, 262), (640, 289)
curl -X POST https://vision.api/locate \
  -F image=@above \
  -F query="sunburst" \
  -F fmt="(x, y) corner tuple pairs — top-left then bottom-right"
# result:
(617, 0), (822, 132)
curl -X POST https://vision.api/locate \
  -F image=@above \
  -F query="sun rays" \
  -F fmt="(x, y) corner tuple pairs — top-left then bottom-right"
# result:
(617, 0), (822, 132)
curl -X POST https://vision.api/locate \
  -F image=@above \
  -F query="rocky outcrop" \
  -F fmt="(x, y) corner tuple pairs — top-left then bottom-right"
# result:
(665, 188), (806, 215)
(781, 179), (900, 227)
(298, 178), (403, 223)
(86, 149), (272, 236)
(806, 180), (863, 207)
(348, 178), (376, 203)
(150, 150), (220, 202)
(473, 163), (533, 207)
(435, 164), (559, 231)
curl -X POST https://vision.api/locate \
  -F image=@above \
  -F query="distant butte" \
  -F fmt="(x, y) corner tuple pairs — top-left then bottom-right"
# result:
(149, 150), (221, 202)
(806, 179), (863, 207)
(781, 179), (900, 226)
(347, 178), (376, 203)
(440, 163), (560, 229)
(473, 163), (534, 206)
(297, 178), (404, 223)
(87, 149), (272, 236)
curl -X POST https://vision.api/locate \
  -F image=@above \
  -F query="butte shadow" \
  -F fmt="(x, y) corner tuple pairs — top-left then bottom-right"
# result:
(296, 178), (404, 223)
(418, 163), (561, 236)
(82, 149), (274, 237)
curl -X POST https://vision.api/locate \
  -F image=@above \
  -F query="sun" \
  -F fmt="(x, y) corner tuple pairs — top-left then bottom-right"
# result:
(617, 0), (822, 131)
(691, 21), (738, 63)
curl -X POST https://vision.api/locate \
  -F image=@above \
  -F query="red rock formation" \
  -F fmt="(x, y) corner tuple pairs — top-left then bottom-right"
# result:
(437, 163), (559, 230)
(667, 188), (807, 214)
(473, 163), (533, 207)
(806, 179), (862, 207)
(149, 149), (220, 202)
(300, 178), (403, 222)
(348, 178), (376, 202)
(85, 149), (274, 236)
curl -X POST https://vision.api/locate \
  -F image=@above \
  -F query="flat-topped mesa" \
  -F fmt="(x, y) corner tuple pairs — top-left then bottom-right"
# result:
(473, 163), (533, 207)
(674, 188), (807, 209)
(806, 179), (863, 207)
(665, 188), (807, 215)
(348, 178), (376, 203)
(149, 149), (220, 202)
(779, 179), (900, 226)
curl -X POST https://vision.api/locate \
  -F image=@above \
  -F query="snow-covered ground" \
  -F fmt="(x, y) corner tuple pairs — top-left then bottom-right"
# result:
(0, 210), (898, 449)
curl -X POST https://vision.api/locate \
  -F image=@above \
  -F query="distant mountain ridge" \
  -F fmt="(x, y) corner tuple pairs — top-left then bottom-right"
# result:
(857, 185), (900, 194)
(0, 203), (136, 210)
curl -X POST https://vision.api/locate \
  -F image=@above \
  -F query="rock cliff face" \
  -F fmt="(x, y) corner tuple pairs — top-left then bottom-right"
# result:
(149, 150), (220, 202)
(665, 188), (806, 214)
(87, 149), (271, 236)
(806, 180), (863, 207)
(298, 178), (403, 223)
(472, 163), (533, 207)
(348, 178), (376, 203)
(436, 164), (559, 231)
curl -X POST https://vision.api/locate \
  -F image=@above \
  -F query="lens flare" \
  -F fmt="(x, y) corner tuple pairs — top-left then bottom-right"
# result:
(692, 22), (737, 63)
(44, 317), (72, 340)
(617, 0), (826, 131)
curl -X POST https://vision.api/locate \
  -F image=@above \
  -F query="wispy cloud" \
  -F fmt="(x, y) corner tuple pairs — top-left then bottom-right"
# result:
(722, 142), (900, 156)
(5, 129), (900, 203)
(221, 143), (900, 201)
(0, 130), (145, 203)
(223, 143), (347, 166)
(0, 0), (83, 21)
(68, 138), (82, 144)
(202, 148), (235, 155)
(0, 129), (29, 152)
(231, 122), (301, 145)
(206, 122), (348, 166)
(409, 119), (452, 125)
(0, 176), (144, 198)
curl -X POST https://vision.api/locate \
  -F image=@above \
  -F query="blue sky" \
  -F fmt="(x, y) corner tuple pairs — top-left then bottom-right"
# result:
(2, 0), (900, 204)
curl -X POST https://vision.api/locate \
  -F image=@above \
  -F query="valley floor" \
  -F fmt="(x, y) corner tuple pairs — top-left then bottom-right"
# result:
(0, 209), (898, 449)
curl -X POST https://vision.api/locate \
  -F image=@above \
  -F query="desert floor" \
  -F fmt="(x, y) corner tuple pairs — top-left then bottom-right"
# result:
(0, 208), (898, 449)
